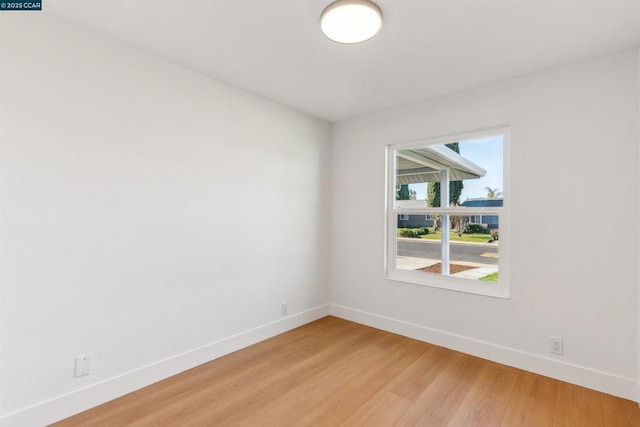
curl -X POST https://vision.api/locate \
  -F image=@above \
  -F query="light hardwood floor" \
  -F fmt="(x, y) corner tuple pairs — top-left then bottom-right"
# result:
(54, 316), (640, 426)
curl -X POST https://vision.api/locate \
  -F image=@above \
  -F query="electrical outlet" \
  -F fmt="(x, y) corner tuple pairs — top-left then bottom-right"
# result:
(74, 355), (91, 377)
(550, 337), (563, 355)
(281, 302), (289, 316)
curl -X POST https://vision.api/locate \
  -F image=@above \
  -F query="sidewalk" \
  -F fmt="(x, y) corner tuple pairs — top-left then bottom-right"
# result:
(396, 236), (498, 247)
(396, 256), (498, 279)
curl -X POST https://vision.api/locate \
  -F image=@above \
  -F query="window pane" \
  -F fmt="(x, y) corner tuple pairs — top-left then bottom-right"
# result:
(456, 137), (503, 207)
(397, 137), (504, 208)
(396, 213), (500, 282)
(396, 214), (440, 272)
(449, 219), (499, 282)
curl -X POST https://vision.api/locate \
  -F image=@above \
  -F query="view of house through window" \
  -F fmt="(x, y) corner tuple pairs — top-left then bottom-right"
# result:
(387, 131), (507, 296)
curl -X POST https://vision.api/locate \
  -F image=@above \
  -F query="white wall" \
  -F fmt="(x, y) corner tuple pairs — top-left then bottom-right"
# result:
(0, 14), (330, 423)
(637, 49), (640, 403)
(331, 50), (639, 400)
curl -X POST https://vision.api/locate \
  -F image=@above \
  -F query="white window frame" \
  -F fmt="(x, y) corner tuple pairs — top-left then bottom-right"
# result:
(385, 127), (510, 299)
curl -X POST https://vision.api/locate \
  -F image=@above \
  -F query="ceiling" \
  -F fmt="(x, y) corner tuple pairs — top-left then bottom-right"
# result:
(46, 0), (640, 122)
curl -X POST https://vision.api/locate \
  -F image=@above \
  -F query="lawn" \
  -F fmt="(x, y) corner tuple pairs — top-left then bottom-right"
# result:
(418, 231), (495, 244)
(479, 272), (499, 282)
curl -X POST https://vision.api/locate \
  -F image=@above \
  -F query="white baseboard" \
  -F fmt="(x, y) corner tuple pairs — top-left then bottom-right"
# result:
(329, 303), (638, 402)
(1, 304), (330, 427)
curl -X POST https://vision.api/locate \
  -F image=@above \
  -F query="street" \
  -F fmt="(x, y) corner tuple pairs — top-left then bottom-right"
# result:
(397, 238), (498, 265)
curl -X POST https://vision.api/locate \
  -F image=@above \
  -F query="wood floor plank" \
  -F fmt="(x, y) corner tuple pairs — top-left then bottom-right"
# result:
(500, 370), (558, 427)
(581, 387), (605, 427)
(338, 390), (413, 427)
(306, 337), (427, 426)
(395, 351), (485, 426)
(385, 344), (450, 401)
(236, 332), (413, 426)
(52, 316), (640, 427)
(447, 361), (519, 426)
(553, 380), (585, 426)
(145, 324), (383, 426)
(601, 392), (640, 426)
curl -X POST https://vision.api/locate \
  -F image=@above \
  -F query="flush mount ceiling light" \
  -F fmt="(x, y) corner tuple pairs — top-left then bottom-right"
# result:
(320, 0), (383, 44)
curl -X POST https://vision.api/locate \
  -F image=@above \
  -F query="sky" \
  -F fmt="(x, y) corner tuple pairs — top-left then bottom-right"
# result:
(409, 134), (504, 202)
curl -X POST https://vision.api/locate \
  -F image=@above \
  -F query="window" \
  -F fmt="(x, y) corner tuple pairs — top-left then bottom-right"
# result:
(386, 128), (509, 298)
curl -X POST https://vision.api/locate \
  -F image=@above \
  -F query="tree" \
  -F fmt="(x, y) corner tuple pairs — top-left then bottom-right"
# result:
(484, 187), (503, 198)
(427, 143), (464, 207)
(427, 142), (464, 232)
(396, 184), (410, 200)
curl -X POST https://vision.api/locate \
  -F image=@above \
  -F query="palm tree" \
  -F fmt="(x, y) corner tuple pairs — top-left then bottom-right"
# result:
(484, 187), (503, 198)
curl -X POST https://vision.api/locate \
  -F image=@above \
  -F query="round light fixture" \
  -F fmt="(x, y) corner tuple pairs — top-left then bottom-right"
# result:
(320, 0), (383, 44)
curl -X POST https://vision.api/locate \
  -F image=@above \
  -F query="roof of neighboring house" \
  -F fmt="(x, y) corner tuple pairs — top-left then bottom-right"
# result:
(396, 145), (486, 185)
(461, 198), (503, 208)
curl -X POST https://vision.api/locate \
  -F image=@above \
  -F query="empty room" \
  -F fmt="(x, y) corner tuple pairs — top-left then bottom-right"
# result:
(1, 0), (640, 425)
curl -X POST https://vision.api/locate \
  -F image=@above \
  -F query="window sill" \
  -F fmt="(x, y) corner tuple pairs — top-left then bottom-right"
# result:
(385, 269), (510, 300)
